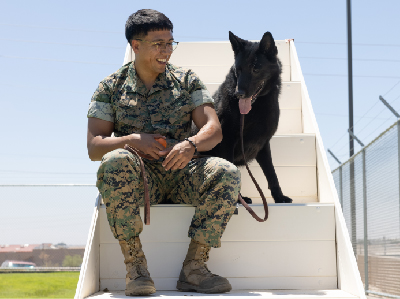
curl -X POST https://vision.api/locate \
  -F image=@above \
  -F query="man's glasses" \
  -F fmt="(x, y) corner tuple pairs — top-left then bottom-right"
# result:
(135, 39), (179, 52)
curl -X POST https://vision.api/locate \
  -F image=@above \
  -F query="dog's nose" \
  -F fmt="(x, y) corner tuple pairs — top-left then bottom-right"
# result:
(235, 89), (246, 99)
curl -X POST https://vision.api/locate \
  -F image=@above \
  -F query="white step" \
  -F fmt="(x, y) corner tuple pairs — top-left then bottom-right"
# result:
(82, 40), (366, 299)
(98, 203), (336, 292)
(169, 41), (291, 83)
(241, 134), (317, 203)
(86, 290), (359, 299)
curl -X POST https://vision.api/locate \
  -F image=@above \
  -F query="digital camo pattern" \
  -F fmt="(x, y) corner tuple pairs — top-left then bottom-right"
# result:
(97, 149), (240, 248)
(87, 62), (214, 148)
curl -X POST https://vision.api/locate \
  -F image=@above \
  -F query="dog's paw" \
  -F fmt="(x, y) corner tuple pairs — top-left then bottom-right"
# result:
(274, 195), (293, 203)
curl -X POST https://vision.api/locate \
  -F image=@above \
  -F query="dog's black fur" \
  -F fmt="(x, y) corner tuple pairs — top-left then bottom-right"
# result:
(203, 31), (292, 204)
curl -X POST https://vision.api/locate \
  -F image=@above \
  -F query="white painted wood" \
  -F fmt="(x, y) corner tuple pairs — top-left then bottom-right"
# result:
(99, 240), (336, 290)
(281, 65), (291, 82)
(240, 165), (317, 201)
(241, 134), (317, 203)
(276, 109), (302, 134)
(79, 41), (366, 299)
(75, 194), (101, 299)
(87, 289), (359, 299)
(98, 204), (336, 291)
(99, 204), (335, 244)
(289, 41), (366, 299)
(280, 82), (302, 109)
(222, 204), (335, 242)
(269, 134), (316, 166)
(99, 277), (338, 293)
(203, 83), (220, 95)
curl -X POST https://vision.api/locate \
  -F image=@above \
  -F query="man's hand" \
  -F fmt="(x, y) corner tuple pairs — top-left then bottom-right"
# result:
(161, 140), (196, 170)
(133, 133), (167, 160)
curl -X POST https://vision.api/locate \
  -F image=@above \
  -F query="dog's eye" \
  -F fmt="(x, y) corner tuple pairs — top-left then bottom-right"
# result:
(253, 68), (260, 73)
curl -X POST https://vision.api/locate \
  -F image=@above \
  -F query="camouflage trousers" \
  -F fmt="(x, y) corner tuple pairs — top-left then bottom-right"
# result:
(96, 149), (241, 248)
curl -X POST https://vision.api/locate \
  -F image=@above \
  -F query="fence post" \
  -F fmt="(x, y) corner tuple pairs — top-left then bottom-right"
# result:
(339, 166), (343, 208)
(398, 120), (400, 243)
(362, 148), (369, 292)
(350, 160), (357, 256)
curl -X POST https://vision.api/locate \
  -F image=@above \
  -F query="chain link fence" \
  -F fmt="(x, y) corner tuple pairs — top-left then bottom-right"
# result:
(332, 121), (400, 298)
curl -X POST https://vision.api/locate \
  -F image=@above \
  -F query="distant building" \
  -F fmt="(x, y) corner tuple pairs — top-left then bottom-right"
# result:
(0, 243), (85, 266)
(0, 244), (41, 253)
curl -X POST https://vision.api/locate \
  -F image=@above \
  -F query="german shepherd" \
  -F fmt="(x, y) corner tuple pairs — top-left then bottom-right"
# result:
(204, 31), (292, 204)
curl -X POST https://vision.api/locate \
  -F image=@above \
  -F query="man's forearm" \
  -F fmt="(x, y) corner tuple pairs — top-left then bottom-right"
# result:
(189, 121), (223, 153)
(88, 135), (134, 161)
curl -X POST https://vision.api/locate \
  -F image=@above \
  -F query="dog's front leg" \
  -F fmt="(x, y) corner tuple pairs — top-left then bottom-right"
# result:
(256, 142), (292, 203)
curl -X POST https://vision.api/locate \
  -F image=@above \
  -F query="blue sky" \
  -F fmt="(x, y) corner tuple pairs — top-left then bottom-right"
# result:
(1, 0), (399, 244)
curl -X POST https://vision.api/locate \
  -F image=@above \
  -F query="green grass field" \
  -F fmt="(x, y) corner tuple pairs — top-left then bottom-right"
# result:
(0, 272), (80, 298)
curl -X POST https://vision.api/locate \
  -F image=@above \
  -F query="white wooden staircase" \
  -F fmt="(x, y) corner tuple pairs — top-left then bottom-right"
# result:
(75, 40), (366, 299)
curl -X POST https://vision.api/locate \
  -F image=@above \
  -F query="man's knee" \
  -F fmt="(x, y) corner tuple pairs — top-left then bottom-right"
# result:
(212, 158), (241, 182)
(99, 149), (139, 173)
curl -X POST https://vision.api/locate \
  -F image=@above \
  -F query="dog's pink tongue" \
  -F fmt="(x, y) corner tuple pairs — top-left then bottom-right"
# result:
(239, 98), (252, 114)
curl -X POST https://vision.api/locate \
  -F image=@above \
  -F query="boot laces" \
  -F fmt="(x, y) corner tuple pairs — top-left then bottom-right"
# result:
(127, 238), (150, 278)
(127, 238), (139, 261)
(198, 246), (214, 276)
(200, 246), (210, 262)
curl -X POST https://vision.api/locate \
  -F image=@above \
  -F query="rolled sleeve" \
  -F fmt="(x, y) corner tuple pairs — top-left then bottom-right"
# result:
(191, 89), (214, 108)
(186, 70), (214, 108)
(87, 81), (115, 122)
(87, 101), (114, 122)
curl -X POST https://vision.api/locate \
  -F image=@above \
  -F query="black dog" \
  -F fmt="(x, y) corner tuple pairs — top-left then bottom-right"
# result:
(203, 31), (292, 204)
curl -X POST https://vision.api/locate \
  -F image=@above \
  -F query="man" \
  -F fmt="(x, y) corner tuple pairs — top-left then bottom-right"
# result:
(87, 9), (240, 296)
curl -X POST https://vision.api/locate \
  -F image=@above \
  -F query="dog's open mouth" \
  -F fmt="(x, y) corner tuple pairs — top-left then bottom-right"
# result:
(238, 81), (265, 114)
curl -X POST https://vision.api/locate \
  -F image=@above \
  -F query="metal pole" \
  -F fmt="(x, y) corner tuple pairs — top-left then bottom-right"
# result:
(347, 0), (357, 257)
(397, 121), (400, 244)
(347, 0), (354, 157)
(362, 149), (369, 292)
(328, 149), (342, 165)
(350, 161), (357, 256)
(339, 166), (343, 208)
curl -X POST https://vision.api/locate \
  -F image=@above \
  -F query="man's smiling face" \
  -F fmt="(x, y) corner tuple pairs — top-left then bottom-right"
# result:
(133, 29), (174, 78)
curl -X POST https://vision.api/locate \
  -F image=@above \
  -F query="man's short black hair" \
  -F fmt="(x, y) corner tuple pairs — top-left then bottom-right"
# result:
(125, 9), (173, 44)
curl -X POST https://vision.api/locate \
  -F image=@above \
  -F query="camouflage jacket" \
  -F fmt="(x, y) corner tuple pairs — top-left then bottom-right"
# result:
(87, 62), (214, 147)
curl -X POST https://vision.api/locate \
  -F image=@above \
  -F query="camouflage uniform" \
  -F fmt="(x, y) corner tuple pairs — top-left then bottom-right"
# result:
(88, 62), (240, 248)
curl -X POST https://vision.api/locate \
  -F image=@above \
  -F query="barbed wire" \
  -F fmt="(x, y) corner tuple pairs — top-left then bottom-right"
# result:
(328, 81), (400, 153)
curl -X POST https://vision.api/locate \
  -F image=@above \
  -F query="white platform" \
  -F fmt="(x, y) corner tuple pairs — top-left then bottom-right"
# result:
(87, 290), (359, 299)
(76, 40), (366, 299)
(96, 203), (337, 291)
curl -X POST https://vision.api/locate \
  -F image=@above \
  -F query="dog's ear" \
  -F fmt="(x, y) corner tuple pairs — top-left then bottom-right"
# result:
(229, 31), (246, 53)
(259, 32), (278, 58)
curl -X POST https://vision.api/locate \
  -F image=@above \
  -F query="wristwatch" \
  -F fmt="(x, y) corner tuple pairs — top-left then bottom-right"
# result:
(184, 138), (198, 154)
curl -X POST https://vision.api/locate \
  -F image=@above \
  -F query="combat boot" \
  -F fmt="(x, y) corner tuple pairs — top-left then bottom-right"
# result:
(119, 237), (156, 296)
(176, 239), (232, 293)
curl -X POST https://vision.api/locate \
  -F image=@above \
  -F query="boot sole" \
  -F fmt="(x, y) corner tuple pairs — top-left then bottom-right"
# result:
(125, 286), (156, 296)
(177, 280), (231, 294)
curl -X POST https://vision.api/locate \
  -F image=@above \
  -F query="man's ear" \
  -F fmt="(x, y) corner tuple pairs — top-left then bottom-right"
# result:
(131, 39), (140, 54)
